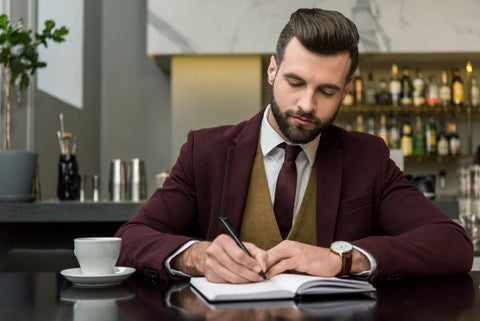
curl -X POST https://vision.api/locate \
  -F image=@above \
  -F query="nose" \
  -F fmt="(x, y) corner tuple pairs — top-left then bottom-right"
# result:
(298, 88), (316, 113)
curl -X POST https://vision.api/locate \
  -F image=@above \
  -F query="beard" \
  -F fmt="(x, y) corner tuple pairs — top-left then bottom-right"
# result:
(270, 93), (339, 144)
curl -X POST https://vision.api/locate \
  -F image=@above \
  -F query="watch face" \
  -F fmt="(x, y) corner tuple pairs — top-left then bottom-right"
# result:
(331, 241), (353, 253)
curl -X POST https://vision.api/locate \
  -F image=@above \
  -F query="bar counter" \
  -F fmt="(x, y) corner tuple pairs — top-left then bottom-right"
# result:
(0, 201), (143, 222)
(0, 271), (479, 321)
(0, 199), (459, 222)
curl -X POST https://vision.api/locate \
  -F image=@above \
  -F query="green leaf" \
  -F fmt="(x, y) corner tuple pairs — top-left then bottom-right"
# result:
(0, 15), (68, 91)
(9, 30), (31, 45)
(34, 61), (46, 68)
(0, 14), (9, 30)
(52, 26), (69, 42)
(44, 20), (55, 30)
(10, 56), (21, 74)
(20, 71), (29, 90)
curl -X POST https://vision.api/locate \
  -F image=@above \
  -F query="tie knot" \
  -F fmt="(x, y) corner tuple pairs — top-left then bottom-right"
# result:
(279, 143), (302, 162)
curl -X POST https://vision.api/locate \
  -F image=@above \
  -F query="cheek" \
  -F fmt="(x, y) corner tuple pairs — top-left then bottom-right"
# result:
(273, 82), (298, 106)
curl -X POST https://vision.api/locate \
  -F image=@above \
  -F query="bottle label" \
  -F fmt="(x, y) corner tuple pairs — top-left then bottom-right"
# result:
(401, 137), (413, 156)
(390, 81), (401, 94)
(472, 87), (480, 107)
(425, 131), (437, 153)
(343, 93), (354, 106)
(452, 83), (464, 104)
(450, 138), (461, 155)
(439, 86), (451, 104)
(438, 138), (449, 155)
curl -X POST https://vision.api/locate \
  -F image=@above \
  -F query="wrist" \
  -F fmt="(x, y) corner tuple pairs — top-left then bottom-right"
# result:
(350, 249), (371, 274)
(171, 241), (210, 276)
(330, 241), (353, 276)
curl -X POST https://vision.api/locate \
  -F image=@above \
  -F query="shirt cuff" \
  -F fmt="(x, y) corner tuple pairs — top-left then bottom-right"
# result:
(352, 245), (377, 276)
(164, 240), (199, 278)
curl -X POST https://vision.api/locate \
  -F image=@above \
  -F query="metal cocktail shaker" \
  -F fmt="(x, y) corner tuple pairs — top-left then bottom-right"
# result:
(127, 158), (147, 201)
(109, 159), (126, 201)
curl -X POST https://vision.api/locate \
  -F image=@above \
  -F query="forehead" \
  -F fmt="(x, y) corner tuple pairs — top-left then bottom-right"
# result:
(279, 37), (351, 83)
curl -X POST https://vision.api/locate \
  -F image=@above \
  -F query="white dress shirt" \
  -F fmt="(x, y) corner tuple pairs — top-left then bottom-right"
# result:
(165, 106), (376, 276)
(260, 106), (320, 219)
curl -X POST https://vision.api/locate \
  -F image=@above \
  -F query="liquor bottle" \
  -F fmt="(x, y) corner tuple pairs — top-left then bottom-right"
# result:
(364, 72), (377, 105)
(376, 78), (391, 105)
(400, 68), (413, 106)
(451, 68), (464, 106)
(439, 70), (451, 107)
(412, 70), (426, 107)
(356, 114), (365, 132)
(378, 113), (389, 146)
(447, 120), (461, 156)
(401, 122), (413, 156)
(426, 75), (440, 107)
(388, 115), (401, 149)
(343, 83), (355, 106)
(471, 76), (480, 108)
(413, 115), (425, 156)
(424, 116), (437, 155)
(389, 64), (401, 106)
(354, 67), (364, 105)
(437, 131), (449, 156)
(367, 114), (375, 135)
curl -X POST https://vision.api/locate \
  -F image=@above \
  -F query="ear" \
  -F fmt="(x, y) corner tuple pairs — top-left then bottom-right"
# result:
(267, 55), (277, 85)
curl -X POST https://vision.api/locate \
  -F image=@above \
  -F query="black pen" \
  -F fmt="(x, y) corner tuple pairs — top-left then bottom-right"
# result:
(217, 216), (267, 280)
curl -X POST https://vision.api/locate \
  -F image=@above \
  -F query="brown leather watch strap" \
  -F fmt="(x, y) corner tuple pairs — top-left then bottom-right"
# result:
(340, 251), (353, 276)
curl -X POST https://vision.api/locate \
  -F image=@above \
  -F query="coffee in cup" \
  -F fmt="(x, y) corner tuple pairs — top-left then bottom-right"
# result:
(74, 237), (121, 275)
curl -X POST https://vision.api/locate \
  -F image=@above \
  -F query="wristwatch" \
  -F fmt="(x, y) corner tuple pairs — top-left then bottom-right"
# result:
(330, 241), (353, 276)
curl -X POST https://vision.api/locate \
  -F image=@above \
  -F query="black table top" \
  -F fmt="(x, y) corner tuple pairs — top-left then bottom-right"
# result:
(1, 271), (479, 321)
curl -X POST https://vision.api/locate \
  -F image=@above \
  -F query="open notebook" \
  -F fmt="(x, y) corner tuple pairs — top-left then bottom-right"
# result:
(190, 273), (376, 302)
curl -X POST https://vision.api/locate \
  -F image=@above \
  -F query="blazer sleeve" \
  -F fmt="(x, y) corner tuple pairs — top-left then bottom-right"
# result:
(115, 131), (201, 281)
(352, 138), (474, 281)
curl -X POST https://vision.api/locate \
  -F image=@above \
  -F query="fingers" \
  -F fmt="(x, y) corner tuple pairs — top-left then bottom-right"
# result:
(245, 242), (268, 274)
(266, 241), (341, 278)
(204, 234), (267, 283)
(265, 241), (298, 278)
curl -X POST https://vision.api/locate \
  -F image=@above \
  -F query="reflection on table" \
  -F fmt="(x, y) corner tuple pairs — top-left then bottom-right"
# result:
(0, 271), (477, 321)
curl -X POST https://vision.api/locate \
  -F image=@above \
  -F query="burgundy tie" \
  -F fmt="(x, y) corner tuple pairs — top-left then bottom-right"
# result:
(274, 143), (302, 239)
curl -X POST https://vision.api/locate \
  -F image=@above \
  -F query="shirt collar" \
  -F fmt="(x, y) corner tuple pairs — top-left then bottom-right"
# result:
(260, 105), (320, 166)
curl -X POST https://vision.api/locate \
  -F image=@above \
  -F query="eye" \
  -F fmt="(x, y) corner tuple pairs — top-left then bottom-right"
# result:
(288, 81), (303, 88)
(321, 90), (334, 97)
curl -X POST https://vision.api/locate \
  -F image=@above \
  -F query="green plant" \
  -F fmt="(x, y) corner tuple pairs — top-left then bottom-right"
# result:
(0, 14), (68, 150)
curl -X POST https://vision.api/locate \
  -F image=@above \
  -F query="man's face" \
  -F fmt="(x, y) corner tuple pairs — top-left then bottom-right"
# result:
(267, 37), (352, 144)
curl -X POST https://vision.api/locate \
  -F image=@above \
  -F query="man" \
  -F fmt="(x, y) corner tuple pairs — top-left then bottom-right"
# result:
(116, 8), (473, 283)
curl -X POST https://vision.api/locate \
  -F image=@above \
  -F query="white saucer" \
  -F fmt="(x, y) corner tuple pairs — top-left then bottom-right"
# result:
(61, 266), (136, 288)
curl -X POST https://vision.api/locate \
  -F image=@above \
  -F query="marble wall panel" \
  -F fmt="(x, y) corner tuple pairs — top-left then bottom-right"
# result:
(147, 0), (480, 54)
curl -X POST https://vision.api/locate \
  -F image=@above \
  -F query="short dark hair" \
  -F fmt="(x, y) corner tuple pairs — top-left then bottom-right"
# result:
(275, 8), (359, 81)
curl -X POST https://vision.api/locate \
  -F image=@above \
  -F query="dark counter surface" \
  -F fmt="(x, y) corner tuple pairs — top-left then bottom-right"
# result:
(0, 199), (458, 223)
(0, 271), (479, 321)
(0, 200), (143, 222)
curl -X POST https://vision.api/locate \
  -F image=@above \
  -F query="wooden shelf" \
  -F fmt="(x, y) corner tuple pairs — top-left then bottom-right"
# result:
(404, 154), (474, 163)
(339, 104), (479, 116)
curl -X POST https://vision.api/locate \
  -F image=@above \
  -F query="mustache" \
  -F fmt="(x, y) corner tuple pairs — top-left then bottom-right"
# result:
(285, 109), (322, 125)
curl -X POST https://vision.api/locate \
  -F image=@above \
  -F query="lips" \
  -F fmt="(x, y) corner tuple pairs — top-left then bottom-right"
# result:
(291, 115), (314, 126)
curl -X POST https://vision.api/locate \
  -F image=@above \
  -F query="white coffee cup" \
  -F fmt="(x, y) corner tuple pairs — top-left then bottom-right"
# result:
(74, 237), (121, 275)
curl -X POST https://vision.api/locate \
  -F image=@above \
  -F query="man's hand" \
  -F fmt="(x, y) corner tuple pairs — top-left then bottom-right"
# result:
(265, 240), (370, 278)
(171, 234), (268, 283)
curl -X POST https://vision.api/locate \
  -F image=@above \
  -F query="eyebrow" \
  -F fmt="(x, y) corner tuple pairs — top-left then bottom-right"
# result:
(283, 72), (342, 91)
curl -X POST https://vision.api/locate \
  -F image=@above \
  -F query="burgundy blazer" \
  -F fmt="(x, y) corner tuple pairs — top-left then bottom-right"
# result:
(116, 109), (473, 282)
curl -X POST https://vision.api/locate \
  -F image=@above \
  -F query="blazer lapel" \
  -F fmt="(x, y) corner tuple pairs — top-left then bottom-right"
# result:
(315, 127), (343, 246)
(218, 110), (263, 234)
